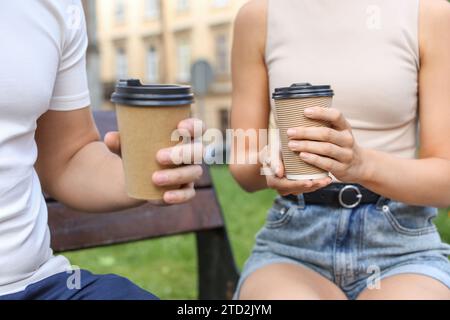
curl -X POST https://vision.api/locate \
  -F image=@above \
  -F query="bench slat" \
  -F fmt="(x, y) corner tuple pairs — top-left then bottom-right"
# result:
(93, 111), (212, 188)
(49, 189), (224, 252)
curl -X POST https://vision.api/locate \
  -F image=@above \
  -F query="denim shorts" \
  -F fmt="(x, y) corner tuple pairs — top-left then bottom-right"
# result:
(235, 194), (450, 300)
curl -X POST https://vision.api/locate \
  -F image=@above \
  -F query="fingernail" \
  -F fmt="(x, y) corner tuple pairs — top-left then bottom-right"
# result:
(158, 150), (172, 162)
(287, 129), (296, 136)
(300, 152), (310, 159)
(165, 192), (177, 201)
(159, 150), (170, 160)
(154, 173), (169, 185)
(304, 108), (314, 116)
(288, 141), (299, 149)
(277, 166), (283, 177)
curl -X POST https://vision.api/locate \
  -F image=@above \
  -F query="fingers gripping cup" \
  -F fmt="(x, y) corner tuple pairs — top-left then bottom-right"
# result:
(272, 83), (334, 181)
(111, 79), (194, 201)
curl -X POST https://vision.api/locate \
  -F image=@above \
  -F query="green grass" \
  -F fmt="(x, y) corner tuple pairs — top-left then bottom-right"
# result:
(436, 209), (450, 244)
(64, 166), (450, 299)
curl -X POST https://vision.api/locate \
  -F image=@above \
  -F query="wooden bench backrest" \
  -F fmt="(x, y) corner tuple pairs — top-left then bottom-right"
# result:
(48, 111), (224, 253)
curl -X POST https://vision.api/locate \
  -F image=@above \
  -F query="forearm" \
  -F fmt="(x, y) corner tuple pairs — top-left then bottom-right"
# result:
(230, 163), (267, 192)
(360, 148), (450, 208)
(48, 141), (144, 213)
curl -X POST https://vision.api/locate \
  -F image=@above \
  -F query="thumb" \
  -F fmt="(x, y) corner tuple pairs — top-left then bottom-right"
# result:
(104, 131), (121, 156)
(271, 151), (285, 178)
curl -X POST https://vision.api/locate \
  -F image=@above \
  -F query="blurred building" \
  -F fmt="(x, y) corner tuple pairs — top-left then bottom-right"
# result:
(82, 0), (103, 110)
(96, 0), (247, 131)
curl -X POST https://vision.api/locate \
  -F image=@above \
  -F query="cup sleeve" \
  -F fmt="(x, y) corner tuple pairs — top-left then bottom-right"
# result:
(268, 111), (280, 151)
(49, 1), (91, 111)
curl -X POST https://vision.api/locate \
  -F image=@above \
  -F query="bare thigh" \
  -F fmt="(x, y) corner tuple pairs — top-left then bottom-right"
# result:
(358, 274), (450, 300)
(239, 263), (347, 300)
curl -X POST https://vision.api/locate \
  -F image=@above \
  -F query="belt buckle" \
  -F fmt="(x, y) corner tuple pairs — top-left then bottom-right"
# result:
(338, 185), (363, 209)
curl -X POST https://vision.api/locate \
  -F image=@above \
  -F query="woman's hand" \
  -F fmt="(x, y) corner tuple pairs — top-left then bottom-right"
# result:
(287, 107), (370, 184)
(104, 118), (205, 205)
(261, 145), (333, 196)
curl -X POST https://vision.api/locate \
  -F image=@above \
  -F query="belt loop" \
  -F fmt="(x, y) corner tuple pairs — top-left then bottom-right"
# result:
(297, 194), (306, 209)
(376, 196), (390, 210)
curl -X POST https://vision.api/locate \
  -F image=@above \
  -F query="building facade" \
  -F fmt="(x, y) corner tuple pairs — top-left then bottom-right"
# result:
(96, 0), (247, 131)
(82, 0), (103, 110)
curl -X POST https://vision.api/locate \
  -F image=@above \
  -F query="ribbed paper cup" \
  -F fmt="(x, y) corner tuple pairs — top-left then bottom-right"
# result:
(112, 79), (194, 201)
(115, 104), (191, 201)
(273, 83), (334, 181)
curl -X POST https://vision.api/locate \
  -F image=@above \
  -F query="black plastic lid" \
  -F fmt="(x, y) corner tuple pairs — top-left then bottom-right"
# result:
(111, 79), (195, 107)
(273, 83), (334, 100)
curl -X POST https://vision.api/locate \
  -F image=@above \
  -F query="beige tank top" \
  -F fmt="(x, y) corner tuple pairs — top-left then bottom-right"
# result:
(267, 0), (420, 159)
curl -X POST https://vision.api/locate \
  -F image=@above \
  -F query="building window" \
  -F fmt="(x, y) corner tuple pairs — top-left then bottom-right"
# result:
(115, 0), (125, 22)
(146, 46), (159, 83)
(177, 0), (189, 12)
(145, 0), (160, 19)
(176, 39), (191, 83)
(116, 47), (128, 79)
(212, 0), (229, 8)
(215, 34), (229, 75)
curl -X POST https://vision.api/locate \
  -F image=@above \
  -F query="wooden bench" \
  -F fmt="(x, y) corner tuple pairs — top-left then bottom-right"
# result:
(47, 111), (240, 300)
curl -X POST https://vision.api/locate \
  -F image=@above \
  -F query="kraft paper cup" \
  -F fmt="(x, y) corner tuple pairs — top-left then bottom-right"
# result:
(112, 79), (194, 201)
(272, 83), (334, 181)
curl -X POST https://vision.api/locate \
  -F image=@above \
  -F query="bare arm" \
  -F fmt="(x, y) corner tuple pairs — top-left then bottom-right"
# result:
(35, 108), (203, 213)
(229, 0), (270, 192)
(230, 0), (332, 194)
(360, 0), (450, 207)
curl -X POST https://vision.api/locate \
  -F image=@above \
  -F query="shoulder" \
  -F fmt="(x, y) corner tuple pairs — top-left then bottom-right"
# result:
(419, 0), (450, 52)
(419, 0), (450, 61)
(42, 0), (87, 37)
(234, 0), (267, 35)
(234, 0), (268, 54)
(420, 0), (450, 26)
(41, 0), (85, 20)
(420, 0), (450, 13)
(235, 0), (267, 22)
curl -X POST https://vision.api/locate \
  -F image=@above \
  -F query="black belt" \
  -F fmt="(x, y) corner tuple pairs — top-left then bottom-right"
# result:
(283, 183), (382, 209)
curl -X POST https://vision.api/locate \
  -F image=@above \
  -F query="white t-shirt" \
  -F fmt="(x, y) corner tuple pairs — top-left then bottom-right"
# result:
(0, 0), (90, 295)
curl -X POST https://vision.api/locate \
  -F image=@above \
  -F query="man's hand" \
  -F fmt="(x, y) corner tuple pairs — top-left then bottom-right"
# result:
(104, 118), (206, 205)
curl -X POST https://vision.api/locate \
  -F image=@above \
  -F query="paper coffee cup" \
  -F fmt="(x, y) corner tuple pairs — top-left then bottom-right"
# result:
(111, 79), (194, 201)
(272, 83), (334, 181)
